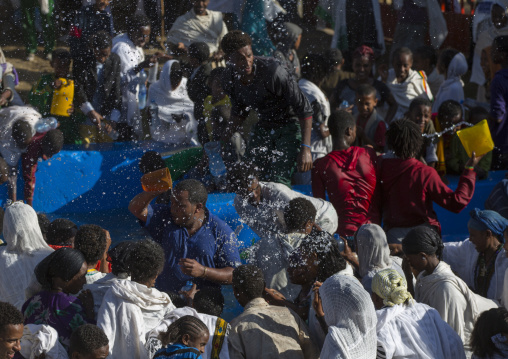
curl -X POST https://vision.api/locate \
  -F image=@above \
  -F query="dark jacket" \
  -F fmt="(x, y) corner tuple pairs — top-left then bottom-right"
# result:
(74, 53), (122, 117)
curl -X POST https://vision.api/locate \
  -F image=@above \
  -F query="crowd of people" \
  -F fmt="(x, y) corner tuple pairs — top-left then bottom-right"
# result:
(1, 0), (508, 358)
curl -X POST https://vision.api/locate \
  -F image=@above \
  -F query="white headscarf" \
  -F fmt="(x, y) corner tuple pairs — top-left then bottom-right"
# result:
(3, 202), (51, 255)
(432, 52), (467, 113)
(320, 274), (377, 359)
(357, 224), (392, 278)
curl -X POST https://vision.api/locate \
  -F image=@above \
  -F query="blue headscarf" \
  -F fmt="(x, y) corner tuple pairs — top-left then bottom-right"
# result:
(468, 208), (508, 242)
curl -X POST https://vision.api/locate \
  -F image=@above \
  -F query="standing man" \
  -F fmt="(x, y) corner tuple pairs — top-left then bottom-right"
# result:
(220, 30), (313, 187)
(0, 301), (23, 358)
(129, 179), (241, 293)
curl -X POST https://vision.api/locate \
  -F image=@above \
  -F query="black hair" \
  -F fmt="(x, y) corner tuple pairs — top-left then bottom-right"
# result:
(193, 287), (225, 317)
(468, 106), (489, 124)
(438, 48), (460, 72)
(494, 35), (508, 56)
(386, 119), (423, 159)
(139, 151), (166, 174)
(284, 198), (317, 232)
(0, 301), (23, 333)
(402, 225), (444, 259)
(188, 42), (210, 64)
(408, 97), (432, 113)
(12, 120), (32, 149)
(46, 218), (78, 246)
(51, 48), (72, 62)
(438, 100), (463, 121)
(90, 31), (112, 51)
(328, 110), (356, 146)
(74, 224), (107, 265)
(108, 241), (134, 277)
(35, 247), (86, 289)
(298, 231), (347, 282)
(414, 45), (438, 67)
(37, 213), (51, 241)
(173, 179), (208, 206)
(392, 47), (413, 62)
(471, 308), (508, 358)
(41, 129), (64, 158)
(166, 291), (187, 308)
(227, 164), (259, 194)
(159, 315), (209, 346)
(209, 67), (227, 85)
(170, 61), (183, 90)
(127, 14), (151, 33)
(221, 30), (252, 56)
(356, 84), (377, 98)
(324, 48), (343, 69)
(127, 239), (165, 284)
(69, 324), (109, 355)
(301, 53), (328, 84)
(232, 264), (265, 302)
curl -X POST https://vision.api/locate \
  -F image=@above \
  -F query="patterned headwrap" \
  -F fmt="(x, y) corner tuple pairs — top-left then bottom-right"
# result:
(372, 268), (413, 307)
(468, 208), (508, 242)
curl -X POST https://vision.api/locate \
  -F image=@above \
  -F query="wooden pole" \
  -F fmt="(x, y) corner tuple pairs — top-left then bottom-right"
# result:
(160, 0), (165, 49)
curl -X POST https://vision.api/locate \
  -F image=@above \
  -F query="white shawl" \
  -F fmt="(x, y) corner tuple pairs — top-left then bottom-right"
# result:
(376, 303), (466, 359)
(20, 324), (68, 359)
(320, 274), (377, 359)
(432, 52), (467, 113)
(97, 279), (175, 359)
(415, 261), (498, 353)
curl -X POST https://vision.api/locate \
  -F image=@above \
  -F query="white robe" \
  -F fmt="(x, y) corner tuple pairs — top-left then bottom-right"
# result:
(443, 239), (508, 303)
(415, 261), (498, 355)
(97, 279), (175, 359)
(20, 324), (68, 359)
(83, 273), (128, 318)
(233, 182), (338, 237)
(432, 53), (467, 113)
(376, 303), (466, 359)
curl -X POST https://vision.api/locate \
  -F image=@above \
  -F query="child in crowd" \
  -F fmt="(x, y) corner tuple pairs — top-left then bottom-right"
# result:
(432, 49), (468, 113)
(383, 47), (433, 120)
(443, 103), (492, 179)
(46, 218), (78, 248)
(74, 224), (111, 284)
(155, 316), (209, 358)
(192, 288), (224, 318)
(273, 22), (302, 80)
(355, 84), (386, 152)
(406, 97), (437, 167)
(471, 308), (508, 359)
(413, 45), (444, 97)
(320, 48), (354, 99)
(74, 31), (122, 144)
(28, 49), (79, 144)
(69, 324), (110, 359)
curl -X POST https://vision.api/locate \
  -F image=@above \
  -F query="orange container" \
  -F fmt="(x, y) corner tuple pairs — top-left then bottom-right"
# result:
(50, 78), (74, 117)
(456, 119), (495, 157)
(141, 168), (172, 192)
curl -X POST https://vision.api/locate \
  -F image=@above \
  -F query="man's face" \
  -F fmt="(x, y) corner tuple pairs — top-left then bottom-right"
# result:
(72, 345), (109, 359)
(352, 55), (372, 82)
(131, 26), (150, 48)
(228, 45), (254, 77)
(0, 324), (23, 359)
(170, 190), (198, 227)
(356, 94), (377, 118)
(94, 47), (111, 64)
(393, 53), (412, 83)
(193, 0), (209, 16)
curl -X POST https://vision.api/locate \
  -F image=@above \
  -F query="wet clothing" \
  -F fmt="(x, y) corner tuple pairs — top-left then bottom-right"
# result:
(154, 344), (202, 359)
(312, 146), (378, 237)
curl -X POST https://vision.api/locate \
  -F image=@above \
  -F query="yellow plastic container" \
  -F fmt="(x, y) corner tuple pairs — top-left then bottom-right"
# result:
(456, 119), (495, 157)
(141, 168), (173, 192)
(50, 78), (74, 117)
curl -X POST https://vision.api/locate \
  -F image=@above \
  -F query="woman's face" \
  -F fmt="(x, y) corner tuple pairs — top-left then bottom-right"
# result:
(492, 4), (508, 29)
(469, 227), (495, 253)
(62, 262), (87, 294)
(404, 253), (427, 273)
(288, 249), (318, 285)
(352, 55), (373, 82)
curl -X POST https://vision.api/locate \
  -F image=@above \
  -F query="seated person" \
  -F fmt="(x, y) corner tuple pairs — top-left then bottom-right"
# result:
(74, 224), (111, 284)
(231, 165), (338, 236)
(443, 102), (492, 179)
(406, 97), (437, 167)
(247, 198), (317, 301)
(74, 31), (122, 144)
(355, 84), (386, 152)
(383, 47), (433, 120)
(228, 264), (319, 359)
(432, 49), (467, 113)
(372, 269), (466, 359)
(413, 45), (444, 97)
(312, 110), (378, 239)
(23, 248), (94, 351)
(154, 316), (209, 358)
(46, 218), (78, 248)
(147, 60), (197, 146)
(471, 308), (508, 358)
(69, 324), (110, 359)
(166, 0), (228, 56)
(319, 48), (354, 99)
(379, 119), (480, 243)
(97, 239), (175, 358)
(0, 301), (24, 358)
(273, 22), (302, 80)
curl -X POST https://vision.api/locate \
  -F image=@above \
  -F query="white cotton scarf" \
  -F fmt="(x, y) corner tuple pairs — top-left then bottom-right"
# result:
(20, 324), (68, 359)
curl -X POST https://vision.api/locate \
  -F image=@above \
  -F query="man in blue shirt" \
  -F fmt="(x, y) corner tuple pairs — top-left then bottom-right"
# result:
(129, 179), (241, 292)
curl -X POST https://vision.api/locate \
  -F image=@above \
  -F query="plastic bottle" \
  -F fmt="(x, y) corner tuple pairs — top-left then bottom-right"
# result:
(100, 122), (119, 141)
(204, 141), (227, 178)
(35, 117), (59, 133)
(148, 62), (158, 83)
(339, 100), (349, 110)
(148, 100), (159, 126)
(180, 280), (194, 300)
(138, 70), (147, 110)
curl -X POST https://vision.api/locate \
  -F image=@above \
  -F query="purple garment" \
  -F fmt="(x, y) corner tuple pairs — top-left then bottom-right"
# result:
(490, 68), (508, 153)
(22, 290), (90, 350)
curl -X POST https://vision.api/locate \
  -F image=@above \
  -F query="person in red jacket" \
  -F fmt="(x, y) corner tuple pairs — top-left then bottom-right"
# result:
(379, 119), (482, 243)
(312, 110), (378, 239)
